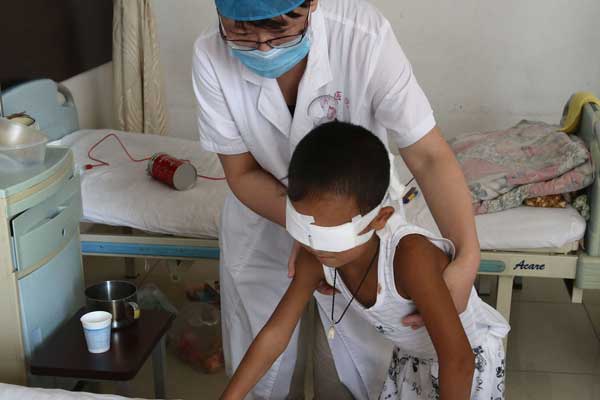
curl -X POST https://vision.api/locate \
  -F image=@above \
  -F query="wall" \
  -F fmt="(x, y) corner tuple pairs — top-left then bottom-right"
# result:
(153, 0), (600, 140)
(61, 62), (114, 130)
(372, 0), (600, 137)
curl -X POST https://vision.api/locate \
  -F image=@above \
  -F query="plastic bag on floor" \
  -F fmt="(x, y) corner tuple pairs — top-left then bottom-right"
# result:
(185, 280), (220, 306)
(137, 283), (179, 315)
(168, 303), (224, 374)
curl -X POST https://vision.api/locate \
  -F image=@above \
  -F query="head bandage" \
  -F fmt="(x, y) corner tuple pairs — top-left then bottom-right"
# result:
(286, 191), (392, 252)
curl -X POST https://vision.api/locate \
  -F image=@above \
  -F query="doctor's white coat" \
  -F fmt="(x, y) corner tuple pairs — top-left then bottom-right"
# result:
(193, 0), (436, 398)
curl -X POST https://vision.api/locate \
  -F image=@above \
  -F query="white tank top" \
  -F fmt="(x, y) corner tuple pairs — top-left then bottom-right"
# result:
(323, 212), (510, 358)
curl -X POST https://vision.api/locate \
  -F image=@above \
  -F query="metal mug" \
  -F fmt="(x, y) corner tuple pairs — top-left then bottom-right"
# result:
(85, 281), (141, 329)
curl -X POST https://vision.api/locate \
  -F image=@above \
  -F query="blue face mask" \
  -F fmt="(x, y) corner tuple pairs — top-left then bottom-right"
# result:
(232, 34), (311, 79)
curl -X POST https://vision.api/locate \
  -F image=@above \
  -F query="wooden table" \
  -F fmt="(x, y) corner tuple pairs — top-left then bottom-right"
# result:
(30, 308), (175, 398)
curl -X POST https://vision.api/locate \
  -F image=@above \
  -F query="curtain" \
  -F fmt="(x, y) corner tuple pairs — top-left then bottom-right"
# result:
(113, 0), (168, 135)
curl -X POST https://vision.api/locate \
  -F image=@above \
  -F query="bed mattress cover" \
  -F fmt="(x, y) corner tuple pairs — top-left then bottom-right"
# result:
(52, 130), (587, 250)
(404, 191), (586, 251)
(51, 129), (228, 239)
(0, 382), (152, 400)
(392, 155), (586, 251)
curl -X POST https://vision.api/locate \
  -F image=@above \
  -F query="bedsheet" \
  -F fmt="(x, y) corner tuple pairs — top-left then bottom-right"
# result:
(51, 129), (229, 239)
(0, 383), (152, 400)
(391, 155), (586, 251)
(404, 186), (586, 251)
(52, 129), (586, 250)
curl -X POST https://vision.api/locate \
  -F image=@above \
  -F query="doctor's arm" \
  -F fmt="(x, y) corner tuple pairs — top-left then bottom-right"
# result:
(399, 127), (480, 321)
(219, 152), (335, 293)
(367, 21), (479, 324)
(220, 249), (323, 400)
(218, 153), (287, 227)
(193, 46), (288, 227)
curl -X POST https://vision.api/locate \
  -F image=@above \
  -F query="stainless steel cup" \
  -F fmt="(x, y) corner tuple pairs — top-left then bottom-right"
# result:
(85, 281), (140, 329)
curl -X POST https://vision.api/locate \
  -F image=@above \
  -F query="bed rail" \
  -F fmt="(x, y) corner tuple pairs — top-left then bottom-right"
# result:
(578, 103), (600, 256)
(0, 79), (79, 141)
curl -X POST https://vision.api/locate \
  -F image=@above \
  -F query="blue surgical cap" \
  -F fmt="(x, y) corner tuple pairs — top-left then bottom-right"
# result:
(216, 0), (306, 21)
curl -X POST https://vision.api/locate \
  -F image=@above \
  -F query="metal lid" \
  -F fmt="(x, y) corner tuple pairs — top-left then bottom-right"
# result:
(173, 162), (198, 191)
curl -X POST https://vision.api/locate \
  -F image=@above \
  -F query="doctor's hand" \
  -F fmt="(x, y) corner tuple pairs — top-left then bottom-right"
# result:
(287, 240), (302, 278)
(401, 255), (476, 329)
(288, 241), (339, 295)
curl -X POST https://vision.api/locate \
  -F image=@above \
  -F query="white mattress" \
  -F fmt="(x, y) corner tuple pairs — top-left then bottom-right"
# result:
(51, 129), (587, 250)
(404, 188), (586, 251)
(0, 383), (151, 400)
(51, 129), (229, 239)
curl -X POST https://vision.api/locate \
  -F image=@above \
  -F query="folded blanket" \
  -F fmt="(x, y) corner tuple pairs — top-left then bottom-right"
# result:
(449, 121), (594, 214)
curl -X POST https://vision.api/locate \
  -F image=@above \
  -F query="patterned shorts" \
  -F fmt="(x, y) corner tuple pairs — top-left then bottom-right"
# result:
(379, 336), (505, 400)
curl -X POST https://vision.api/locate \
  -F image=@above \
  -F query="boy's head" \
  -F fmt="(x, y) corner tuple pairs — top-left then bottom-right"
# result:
(287, 121), (395, 266)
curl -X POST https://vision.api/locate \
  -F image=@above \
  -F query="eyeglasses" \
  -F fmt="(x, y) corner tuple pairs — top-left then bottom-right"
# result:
(218, 5), (311, 51)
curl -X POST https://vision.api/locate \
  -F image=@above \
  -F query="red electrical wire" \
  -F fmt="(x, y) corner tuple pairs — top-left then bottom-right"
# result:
(197, 174), (227, 181)
(85, 133), (226, 181)
(86, 133), (151, 169)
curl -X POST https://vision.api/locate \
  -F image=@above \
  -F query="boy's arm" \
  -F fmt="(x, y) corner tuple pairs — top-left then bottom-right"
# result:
(394, 234), (475, 400)
(221, 248), (323, 400)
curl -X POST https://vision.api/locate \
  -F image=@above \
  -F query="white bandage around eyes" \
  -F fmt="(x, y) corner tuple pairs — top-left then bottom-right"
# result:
(286, 191), (391, 252)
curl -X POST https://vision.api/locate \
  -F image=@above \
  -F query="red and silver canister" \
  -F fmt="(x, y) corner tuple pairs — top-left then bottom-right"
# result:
(147, 153), (197, 191)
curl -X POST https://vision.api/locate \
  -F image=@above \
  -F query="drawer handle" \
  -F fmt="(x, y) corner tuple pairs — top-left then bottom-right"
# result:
(23, 205), (69, 236)
(48, 206), (67, 220)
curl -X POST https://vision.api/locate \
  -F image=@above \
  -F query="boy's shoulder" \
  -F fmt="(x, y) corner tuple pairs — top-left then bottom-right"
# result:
(387, 222), (455, 267)
(391, 230), (452, 297)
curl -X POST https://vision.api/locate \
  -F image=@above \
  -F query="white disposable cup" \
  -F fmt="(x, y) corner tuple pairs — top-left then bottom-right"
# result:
(80, 311), (113, 354)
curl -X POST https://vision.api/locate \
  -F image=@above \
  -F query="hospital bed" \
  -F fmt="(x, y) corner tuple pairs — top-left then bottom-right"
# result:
(3, 79), (600, 329)
(0, 382), (151, 400)
(1, 80), (225, 283)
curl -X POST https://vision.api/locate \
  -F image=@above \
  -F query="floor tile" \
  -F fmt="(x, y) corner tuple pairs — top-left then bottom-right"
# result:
(583, 289), (600, 306)
(585, 303), (600, 340)
(97, 351), (229, 399)
(477, 275), (498, 308)
(511, 277), (571, 304)
(82, 254), (600, 398)
(507, 302), (600, 374)
(506, 371), (600, 400)
(83, 255), (225, 399)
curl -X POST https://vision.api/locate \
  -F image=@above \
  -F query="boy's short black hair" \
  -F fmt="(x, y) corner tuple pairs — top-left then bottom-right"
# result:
(288, 121), (390, 214)
(235, 1), (310, 31)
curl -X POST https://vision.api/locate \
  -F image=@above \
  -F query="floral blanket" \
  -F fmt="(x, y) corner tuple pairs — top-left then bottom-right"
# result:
(449, 121), (594, 214)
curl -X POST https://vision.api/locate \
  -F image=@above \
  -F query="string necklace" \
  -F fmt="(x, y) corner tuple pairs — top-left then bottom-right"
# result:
(328, 246), (379, 340)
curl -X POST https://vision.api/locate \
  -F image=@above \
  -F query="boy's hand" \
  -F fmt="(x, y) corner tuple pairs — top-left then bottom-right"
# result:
(401, 255), (476, 328)
(288, 240), (339, 295)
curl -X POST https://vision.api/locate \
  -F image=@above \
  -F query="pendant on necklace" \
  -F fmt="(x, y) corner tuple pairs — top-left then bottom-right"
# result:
(327, 324), (336, 340)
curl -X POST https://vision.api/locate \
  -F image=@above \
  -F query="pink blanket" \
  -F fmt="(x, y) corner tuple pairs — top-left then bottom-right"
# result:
(449, 121), (594, 214)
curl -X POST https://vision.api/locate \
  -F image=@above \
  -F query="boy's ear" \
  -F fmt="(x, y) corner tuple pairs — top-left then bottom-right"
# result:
(310, 0), (319, 12)
(369, 206), (395, 231)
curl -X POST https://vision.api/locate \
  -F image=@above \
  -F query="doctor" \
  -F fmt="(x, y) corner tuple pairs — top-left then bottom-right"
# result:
(193, 0), (480, 399)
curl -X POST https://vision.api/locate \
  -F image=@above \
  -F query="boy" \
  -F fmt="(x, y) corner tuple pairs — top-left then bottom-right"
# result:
(221, 122), (508, 399)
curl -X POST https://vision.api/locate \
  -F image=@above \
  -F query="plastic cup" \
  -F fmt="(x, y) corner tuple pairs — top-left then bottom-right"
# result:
(80, 311), (113, 354)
